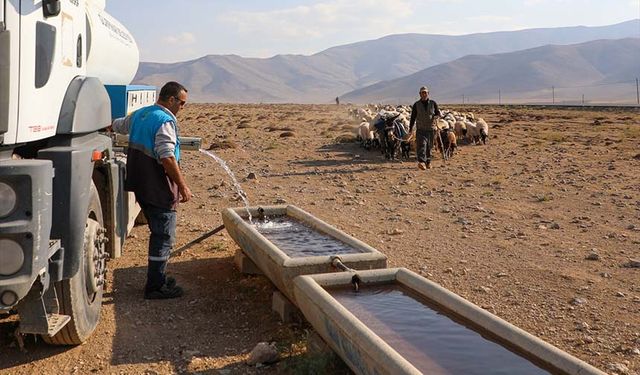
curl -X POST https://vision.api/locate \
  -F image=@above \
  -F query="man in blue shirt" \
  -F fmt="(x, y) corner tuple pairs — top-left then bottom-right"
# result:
(112, 81), (192, 299)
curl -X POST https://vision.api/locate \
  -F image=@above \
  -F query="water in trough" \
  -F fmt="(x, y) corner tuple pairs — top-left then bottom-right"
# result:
(329, 283), (550, 375)
(251, 216), (366, 258)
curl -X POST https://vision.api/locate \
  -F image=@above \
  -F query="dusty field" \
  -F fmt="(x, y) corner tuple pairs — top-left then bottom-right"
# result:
(1, 104), (639, 375)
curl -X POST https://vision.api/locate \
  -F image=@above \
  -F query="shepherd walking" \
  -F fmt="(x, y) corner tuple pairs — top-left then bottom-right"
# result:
(408, 86), (441, 170)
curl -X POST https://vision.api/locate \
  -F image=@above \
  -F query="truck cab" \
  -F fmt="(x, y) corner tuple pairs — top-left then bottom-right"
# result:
(0, 0), (141, 344)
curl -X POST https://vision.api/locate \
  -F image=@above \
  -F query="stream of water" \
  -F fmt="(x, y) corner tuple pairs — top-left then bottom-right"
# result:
(199, 149), (253, 222)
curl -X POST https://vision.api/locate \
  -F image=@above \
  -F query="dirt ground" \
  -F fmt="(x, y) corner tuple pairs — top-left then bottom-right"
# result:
(1, 104), (639, 375)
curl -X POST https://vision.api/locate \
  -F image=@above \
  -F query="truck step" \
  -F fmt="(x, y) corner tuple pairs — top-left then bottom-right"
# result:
(44, 314), (71, 336)
(19, 313), (71, 336)
(47, 240), (62, 257)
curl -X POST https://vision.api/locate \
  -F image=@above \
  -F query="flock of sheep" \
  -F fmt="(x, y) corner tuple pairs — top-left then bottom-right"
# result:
(349, 104), (490, 161)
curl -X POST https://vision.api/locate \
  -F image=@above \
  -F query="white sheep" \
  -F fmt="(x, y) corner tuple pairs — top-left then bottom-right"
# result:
(436, 118), (450, 130)
(444, 113), (456, 124)
(476, 118), (489, 144)
(465, 121), (479, 144)
(454, 120), (467, 141)
(358, 122), (376, 149)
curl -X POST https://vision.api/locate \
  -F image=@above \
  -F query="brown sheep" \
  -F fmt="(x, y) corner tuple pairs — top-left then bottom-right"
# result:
(436, 129), (457, 159)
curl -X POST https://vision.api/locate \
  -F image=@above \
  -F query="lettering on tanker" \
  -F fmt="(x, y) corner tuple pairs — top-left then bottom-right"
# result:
(97, 13), (133, 44)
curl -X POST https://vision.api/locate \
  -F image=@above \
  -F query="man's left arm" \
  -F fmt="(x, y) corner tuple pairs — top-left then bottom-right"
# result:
(433, 101), (442, 118)
(160, 157), (192, 203)
(155, 122), (193, 203)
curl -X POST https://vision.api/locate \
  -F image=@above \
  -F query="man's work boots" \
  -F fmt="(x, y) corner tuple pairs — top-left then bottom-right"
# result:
(144, 278), (183, 300)
(418, 162), (427, 170)
(165, 276), (176, 289)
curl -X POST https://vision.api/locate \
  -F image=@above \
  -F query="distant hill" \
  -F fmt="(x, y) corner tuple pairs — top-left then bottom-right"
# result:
(133, 20), (640, 103)
(341, 38), (640, 105)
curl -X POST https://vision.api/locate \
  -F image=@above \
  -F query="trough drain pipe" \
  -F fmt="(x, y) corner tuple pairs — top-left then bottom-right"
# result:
(330, 256), (362, 292)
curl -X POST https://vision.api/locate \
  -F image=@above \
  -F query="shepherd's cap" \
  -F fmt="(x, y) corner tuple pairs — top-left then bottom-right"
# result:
(419, 86), (429, 93)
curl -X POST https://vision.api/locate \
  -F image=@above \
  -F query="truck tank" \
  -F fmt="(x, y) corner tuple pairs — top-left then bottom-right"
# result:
(85, 1), (139, 85)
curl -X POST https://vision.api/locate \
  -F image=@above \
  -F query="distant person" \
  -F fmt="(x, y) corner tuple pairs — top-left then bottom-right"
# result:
(110, 81), (193, 299)
(335, 96), (340, 105)
(409, 86), (441, 170)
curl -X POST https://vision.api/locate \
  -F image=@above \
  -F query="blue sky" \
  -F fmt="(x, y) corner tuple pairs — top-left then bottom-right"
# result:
(105, 0), (640, 63)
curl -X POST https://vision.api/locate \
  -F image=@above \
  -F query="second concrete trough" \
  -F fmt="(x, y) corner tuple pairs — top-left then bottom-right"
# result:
(293, 268), (606, 375)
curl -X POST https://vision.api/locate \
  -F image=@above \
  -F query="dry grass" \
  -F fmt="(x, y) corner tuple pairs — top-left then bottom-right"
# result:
(623, 125), (640, 138)
(540, 131), (567, 143)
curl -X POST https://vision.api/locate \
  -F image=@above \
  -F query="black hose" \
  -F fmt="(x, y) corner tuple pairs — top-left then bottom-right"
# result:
(171, 224), (225, 257)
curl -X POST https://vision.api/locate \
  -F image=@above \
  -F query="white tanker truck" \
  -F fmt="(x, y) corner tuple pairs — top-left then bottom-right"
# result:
(0, 0), (153, 344)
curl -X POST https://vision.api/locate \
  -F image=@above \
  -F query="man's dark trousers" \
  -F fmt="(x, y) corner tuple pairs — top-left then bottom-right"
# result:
(139, 200), (176, 292)
(416, 129), (435, 164)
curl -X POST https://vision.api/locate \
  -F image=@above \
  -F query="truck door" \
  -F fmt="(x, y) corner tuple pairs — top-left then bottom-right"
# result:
(0, 0), (15, 144)
(16, 0), (85, 144)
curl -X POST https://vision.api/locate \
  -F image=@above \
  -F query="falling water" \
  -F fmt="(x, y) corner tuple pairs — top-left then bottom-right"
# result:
(199, 149), (252, 222)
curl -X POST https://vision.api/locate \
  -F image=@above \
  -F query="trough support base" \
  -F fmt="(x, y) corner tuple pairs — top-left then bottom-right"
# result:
(234, 249), (263, 275)
(307, 331), (335, 356)
(272, 291), (301, 323)
(306, 331), (351, 373)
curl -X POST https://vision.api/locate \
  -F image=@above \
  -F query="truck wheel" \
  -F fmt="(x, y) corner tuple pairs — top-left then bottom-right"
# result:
(43, 181), (106, 345)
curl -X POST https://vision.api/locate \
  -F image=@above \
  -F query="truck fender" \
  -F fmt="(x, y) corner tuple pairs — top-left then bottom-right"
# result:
(57, 76), (112, 134)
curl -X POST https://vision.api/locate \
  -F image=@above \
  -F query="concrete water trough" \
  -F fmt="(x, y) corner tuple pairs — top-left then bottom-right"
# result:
(221, 205), (387, 303)
(294, 268), (605, 375)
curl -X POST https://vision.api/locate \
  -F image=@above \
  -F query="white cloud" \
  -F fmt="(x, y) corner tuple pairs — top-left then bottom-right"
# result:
(523, 0), (574, 5)
(219, 0), (414, 41)
(162, 32), (196, 45)
(464, 15), (513, 23)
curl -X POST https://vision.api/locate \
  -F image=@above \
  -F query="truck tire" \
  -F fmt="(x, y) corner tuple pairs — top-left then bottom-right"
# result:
(43, 181), (106, 345)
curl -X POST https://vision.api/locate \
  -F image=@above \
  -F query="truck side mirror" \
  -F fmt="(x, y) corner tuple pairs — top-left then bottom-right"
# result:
(43, 0), (61, 18)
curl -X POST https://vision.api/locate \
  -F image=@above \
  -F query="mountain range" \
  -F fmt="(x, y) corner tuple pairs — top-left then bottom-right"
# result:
(342, 38), (640, 105)
(133, 20), (640, 104)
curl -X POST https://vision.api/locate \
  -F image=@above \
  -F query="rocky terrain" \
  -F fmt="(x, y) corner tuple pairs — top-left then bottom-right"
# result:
(1, 104), (639, 374)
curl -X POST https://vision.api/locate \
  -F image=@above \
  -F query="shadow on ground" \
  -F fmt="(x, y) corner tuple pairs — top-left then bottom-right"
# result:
(262, 142), (417, 179)
(108, 256), (293, 373)
(0, 320), (69, 370)
(0, 255), (296, 374)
